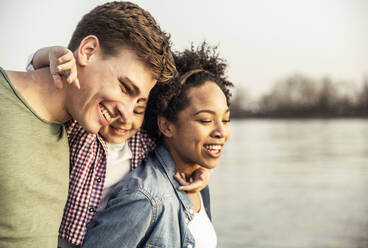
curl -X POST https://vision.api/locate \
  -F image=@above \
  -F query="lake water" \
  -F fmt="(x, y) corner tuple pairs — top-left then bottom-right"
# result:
(211, 119), (368, 248)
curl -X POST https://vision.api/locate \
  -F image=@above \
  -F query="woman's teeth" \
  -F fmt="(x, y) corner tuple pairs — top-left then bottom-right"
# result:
(204, 144), (223, 154)
(112, 126), (126, 132)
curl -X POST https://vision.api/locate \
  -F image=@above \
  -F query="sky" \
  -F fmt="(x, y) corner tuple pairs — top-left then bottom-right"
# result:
(0, 0), (367, 99)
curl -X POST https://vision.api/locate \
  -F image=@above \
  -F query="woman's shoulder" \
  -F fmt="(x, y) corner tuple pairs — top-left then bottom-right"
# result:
(113, 152), (176, 203)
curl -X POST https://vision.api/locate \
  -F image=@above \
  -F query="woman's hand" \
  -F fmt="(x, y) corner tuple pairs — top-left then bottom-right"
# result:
(48, 46), (80, 89)
(175, 168), (211, 193)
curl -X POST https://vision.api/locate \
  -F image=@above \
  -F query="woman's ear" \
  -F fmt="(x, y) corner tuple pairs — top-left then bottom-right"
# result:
(75, 35), (100, 66)
(157, 116), (175, 138)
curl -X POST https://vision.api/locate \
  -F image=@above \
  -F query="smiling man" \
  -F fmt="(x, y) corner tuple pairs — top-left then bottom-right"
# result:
(0, 2), (176, 248)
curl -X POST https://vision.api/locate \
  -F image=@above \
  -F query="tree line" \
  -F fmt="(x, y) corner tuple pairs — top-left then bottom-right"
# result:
(230, 74), (368, 118)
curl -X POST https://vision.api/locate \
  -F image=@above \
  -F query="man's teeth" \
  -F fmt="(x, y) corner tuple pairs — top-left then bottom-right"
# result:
(101, 105), (111, 121)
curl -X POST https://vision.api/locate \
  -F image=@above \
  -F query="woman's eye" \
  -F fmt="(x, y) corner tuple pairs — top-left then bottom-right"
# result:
(133, 106), (146, 115)
(199, 120), (211, 124)
(223, 119), (231, 123)
(133, 110), (145, 115)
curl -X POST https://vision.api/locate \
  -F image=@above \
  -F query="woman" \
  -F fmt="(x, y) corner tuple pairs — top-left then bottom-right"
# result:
(82, 43), (233, 248)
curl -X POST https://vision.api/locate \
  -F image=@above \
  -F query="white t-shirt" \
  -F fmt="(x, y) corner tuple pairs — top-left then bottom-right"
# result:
(97, 141), (132, 211)
(188, 194), (217, 248)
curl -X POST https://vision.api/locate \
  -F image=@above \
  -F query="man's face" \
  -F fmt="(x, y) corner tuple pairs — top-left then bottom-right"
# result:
(66, 48), (156, 134)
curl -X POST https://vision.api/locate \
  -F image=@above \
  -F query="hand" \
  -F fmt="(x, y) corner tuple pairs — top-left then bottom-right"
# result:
(49, 46), (80, 89)
(175, 168), (211, 193)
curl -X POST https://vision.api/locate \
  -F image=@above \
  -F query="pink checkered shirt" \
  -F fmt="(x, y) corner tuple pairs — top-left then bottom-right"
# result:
(59, 120), (156, 246)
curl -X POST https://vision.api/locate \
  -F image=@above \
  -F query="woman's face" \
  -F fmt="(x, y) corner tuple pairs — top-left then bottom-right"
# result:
(99, 99), (147, 144)
(166, 81), (230, 170)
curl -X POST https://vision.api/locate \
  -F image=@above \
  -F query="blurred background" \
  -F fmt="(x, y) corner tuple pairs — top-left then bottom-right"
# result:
(1, 0), (368, 247)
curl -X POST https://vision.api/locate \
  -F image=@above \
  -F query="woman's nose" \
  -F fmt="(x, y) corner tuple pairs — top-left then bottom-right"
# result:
(212, 121), (225, 138)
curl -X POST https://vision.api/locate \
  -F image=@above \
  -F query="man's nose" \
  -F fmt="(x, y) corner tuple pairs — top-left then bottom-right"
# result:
(115, 100), (136, 122)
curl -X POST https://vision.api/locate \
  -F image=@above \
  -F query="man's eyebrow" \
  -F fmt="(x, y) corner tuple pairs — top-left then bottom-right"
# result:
(119, 77), (141, 96)
(194, 108), (230, 116)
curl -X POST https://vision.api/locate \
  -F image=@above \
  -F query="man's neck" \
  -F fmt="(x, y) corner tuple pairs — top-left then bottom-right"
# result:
(7, 68), (71, 123)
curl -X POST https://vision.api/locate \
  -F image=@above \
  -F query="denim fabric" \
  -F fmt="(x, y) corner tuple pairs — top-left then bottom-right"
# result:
(82, 145), (211, 248)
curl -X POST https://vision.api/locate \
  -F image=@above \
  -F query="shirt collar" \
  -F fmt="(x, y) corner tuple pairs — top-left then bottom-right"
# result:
(154, 145), (194, 219)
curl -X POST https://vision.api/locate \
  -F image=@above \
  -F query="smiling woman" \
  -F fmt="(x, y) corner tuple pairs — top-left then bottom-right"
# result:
(81, 42), (234, 248)
(163, 81), (231, 172)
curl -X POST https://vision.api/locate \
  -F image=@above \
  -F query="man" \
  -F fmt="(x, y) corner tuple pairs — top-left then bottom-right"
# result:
(0, 2), (176, 247)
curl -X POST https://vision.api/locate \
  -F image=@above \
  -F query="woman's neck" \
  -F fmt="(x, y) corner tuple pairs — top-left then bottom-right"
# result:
(163, 141), (202, 212)
(163, 141), (200, 178)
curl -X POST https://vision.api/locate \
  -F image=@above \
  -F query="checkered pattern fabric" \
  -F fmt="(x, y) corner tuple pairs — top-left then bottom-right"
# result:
(129, 128), (156, 170)
(59, 120), (156, 245)
(25, 55), (157, 245)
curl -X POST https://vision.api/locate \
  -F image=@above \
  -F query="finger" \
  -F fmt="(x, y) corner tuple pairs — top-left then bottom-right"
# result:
(178, 180), (202, 193)
(58, 52), (74, 64)
(57, 59), (75, 72)
(66, 68), (78, 85)
(189, 177), (193, 183)
(174, 172), (184, 181)
(73, 77), (80, 90)
(174, 173), (189, 187)
(181, 172), (187, 182)
(192, 168), (211, 182)
(52, 74), (63, 89)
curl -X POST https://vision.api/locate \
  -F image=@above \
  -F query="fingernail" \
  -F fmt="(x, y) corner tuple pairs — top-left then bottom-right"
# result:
(56, 81), (63, 89)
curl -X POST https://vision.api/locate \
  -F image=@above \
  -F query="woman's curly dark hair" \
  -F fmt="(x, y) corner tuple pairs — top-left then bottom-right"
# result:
(142, 41), (234, 142)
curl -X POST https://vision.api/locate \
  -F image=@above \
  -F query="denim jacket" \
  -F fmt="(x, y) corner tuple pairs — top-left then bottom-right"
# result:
(82, 145), (211, 248)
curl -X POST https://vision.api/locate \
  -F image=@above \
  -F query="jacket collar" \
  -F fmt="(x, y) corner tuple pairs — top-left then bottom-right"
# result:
(154, 145), (195, 220)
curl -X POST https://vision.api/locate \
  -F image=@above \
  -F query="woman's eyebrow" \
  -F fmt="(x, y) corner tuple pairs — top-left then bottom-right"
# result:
(194, 108), (230, 116)
(194, 109), (215, 116)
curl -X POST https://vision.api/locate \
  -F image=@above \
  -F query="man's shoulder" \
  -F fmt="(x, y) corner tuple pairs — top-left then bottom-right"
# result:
(0, 68), (14, 95)
(0, 69), (36, 114)
(0, 70), (32, 118)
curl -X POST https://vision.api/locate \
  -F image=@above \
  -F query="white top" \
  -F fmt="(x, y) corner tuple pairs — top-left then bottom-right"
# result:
(188, 195), (217, 248)
(97, 141), (132, 211)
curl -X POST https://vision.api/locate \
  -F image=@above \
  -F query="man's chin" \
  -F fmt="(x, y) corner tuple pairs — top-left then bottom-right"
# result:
(80, 122), (100, 134)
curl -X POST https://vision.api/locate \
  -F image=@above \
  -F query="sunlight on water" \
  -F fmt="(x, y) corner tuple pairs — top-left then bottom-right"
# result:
(211, 119), (368, 248)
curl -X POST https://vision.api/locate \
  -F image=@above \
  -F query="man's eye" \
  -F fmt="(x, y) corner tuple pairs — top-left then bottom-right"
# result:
(120, 81), (131, 94)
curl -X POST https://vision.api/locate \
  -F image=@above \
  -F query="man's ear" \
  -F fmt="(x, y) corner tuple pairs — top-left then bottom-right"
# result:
(75, 35), (100, 66)
(157, 116), (175, 138)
